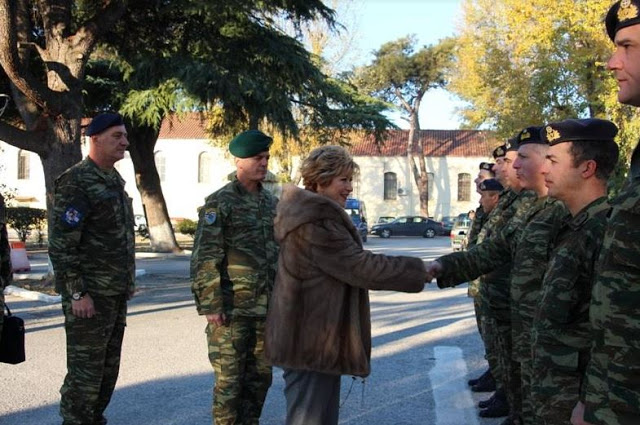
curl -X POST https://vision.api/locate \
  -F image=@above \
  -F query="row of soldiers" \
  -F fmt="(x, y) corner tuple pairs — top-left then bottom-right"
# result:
(427, 2), (640, 425)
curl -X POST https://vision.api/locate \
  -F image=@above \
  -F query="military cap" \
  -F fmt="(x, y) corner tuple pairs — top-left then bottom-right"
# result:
(505, 137), (519, 152)
(479, 178), (504, 192)
(85, 113), (125, 137)
(541, 118), (618, 146)
(479, 162), (495, 171)
(517, 126), (545, 146)
(493, 144), (506, 159)
(606, 0), (640, 41)
(229, 130), (273, 158)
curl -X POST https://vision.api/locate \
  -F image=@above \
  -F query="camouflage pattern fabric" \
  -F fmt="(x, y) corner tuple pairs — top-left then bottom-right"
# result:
(49, 157), (135, 297)
(530, 197), (609, 425)
(191, 178), (278, 424)
(207, 318), (272, 425)
(49, 157), (135, 425)
(583, 169), (640, 425)
(191, 178), (278, 318)
(466, 205), (485, 298)
(60, 295), (126, 425)
(0, 194), (12, 341)
(510, 198), (569, 425)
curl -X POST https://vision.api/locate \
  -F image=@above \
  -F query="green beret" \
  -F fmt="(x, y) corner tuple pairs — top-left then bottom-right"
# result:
(606, 0), (640, 41)
(493, 145), (506, 159)
(479, 162), (495, 171)
(541, 119), (618, 146)
(229, 130), (273, 158)
(517, 126), (545, 147)
(479, 178), (504, 192)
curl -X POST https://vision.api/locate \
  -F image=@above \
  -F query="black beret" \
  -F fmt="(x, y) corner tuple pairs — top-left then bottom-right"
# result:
(541, 118), (618, 146)
(606, 0), (640, 41)
(229, 130), (273, 158)
(505, 137), (519, 152)
(479, 162), (495, 171)
(493, 145), (506, 159)
(479, 178), (504, 192)
(517, 126), (545, 146)
(86, 113), (125, 137)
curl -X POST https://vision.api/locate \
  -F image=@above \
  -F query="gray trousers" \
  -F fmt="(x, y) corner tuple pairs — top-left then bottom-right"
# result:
(283, 368), (341, 425)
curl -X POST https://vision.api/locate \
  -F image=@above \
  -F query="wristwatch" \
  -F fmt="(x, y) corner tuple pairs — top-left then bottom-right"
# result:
(71, 291), (86, 301)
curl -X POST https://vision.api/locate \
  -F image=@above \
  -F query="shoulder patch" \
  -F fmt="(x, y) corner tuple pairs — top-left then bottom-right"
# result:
(204, 209), (217, 225)
(61, 206), (83, 228)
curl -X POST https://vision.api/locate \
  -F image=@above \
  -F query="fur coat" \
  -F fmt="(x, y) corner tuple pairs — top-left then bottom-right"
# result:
(264, 184), (427, 377)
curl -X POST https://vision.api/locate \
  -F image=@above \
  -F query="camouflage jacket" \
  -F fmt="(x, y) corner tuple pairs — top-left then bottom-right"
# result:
(583, 172), (640, 422)
(476, 188), (521, 315)
(532, 197), (609, 372)
(49, 157), (135, 298)
(466, 205), (486, 249)
(437, 189), (538, 287)
(0, 194), (12, 289)
(190, 178), (278, 318)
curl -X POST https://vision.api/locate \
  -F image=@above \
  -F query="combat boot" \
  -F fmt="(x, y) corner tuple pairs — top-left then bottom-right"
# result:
(468, 368), (491, 387)
(479, 388), (505, 408)
(478, 391), (509, 418)
(471, 370), (496, 392)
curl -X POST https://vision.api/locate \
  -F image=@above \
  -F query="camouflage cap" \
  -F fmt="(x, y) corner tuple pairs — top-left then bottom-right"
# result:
(479, 162), (495, 171)
(541, 118), (618, 146)
(229, 130), (273, 158)
(505, 137), (519, 152)
(517, 126), (545, 147)
(479, 178), (504, 192)
(86, 113), (124, 136)
(606, 0), (640, 41)
(493, 144), (507, 159)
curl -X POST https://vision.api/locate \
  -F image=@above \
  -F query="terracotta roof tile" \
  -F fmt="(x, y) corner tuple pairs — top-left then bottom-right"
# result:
(158, 114), (209, 139)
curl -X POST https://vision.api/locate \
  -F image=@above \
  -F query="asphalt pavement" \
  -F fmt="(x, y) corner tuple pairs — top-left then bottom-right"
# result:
(0, 237), (503, 425)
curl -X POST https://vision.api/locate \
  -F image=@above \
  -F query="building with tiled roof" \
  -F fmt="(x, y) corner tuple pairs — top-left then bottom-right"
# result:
(1, 115), (497, 230)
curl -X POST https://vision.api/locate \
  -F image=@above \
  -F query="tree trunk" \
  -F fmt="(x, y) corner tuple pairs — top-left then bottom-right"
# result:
(127, 124), (180, 253)
(407, 109), (429, 217)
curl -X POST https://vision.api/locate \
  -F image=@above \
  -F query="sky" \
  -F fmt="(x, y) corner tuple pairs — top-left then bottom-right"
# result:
(340, 0), (465, 130)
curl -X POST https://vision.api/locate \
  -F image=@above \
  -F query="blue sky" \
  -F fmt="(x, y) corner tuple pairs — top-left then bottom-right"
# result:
(347, 0), (465, 130)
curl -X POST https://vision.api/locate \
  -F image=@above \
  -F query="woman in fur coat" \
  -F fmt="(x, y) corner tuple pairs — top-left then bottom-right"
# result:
(265, 145), (430, 425)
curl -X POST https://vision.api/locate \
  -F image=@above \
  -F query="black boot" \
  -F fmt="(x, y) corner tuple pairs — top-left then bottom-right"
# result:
(471, 370), (496, 392)
(478, 393), (496, 408)
(468, 368), (491, 387)
(478, 391), (509, 418)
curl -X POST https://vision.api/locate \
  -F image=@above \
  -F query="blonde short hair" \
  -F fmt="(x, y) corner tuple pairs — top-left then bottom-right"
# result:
(300, 145), (359, 192)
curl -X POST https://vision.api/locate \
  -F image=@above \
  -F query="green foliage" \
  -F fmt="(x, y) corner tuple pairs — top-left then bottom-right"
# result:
(6, 207), (47, 243)
(176, 219), (198, 237)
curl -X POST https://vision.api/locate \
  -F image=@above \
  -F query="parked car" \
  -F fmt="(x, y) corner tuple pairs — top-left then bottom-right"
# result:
(370, 216), (445, 238)
(441, 216), (457, 235)
(345, 198), (368, 243)
(450, 216), (472, 251)
(376, 216), (396, 224)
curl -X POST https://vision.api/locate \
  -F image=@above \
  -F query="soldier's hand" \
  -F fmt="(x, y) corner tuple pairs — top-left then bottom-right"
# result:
(571, 401), (594, 425)
(426, 260), (443, 278)
(206, 313), (227, 326)
(72, 294), (96, 319)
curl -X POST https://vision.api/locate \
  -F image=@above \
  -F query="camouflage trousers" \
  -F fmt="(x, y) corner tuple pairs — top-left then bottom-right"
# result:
(206, 317), (272, 425)
(60, 294), (127, 425)
(0, 290), (4, 343)
(472, 295), (484, 342)
(481, 315), (505, 391)
(531, 343), (589, 425)
(496, 325), (522, 421)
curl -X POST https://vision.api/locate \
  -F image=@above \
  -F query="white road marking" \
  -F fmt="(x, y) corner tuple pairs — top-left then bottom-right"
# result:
(430, 346), (480, 425)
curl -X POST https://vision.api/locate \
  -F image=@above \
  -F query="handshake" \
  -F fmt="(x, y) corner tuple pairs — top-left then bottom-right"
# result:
(424, 260), (443, 284)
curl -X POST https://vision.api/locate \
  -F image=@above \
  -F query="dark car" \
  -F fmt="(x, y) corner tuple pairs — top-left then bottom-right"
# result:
(370, 216), (445, 239)
(345, 198), (368, 243)
(441, 216), (457, 235)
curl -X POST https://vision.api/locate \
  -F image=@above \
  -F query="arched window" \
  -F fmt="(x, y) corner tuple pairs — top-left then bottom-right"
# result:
(384, 172), (397, 200)
(427, 172), (435, 200)
(198, 152), (212, 183)
(458, 173), (471, 202)
(155, 151), (166, 182)
(17, 150), (30, 180)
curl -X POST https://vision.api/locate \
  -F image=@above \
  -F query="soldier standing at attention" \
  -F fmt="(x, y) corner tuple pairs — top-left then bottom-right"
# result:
(0, 193), (12, 341)
(191, 130), (278, 425)
(49, 113), (135, 425)
(571, 1), (640, 424)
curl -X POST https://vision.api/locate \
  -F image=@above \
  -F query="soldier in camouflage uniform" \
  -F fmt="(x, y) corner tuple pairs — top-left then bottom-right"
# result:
(49, 113), (135, 425)
(528, 119), (619, 425)
(572, 2), (640, 424)
(191, 130), (278, 425)
(0, 193), (13, 342)
(429, 127), (568, 425)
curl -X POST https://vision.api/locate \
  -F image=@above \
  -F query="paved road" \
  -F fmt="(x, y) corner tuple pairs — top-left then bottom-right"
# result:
(1, 236), (503, 425)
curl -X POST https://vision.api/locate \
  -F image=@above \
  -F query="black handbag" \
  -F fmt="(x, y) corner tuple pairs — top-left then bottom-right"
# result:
(0, 303), (25, 364)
